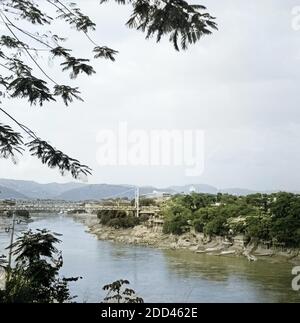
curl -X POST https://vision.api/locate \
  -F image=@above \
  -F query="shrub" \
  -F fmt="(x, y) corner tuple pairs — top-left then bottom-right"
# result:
(245, 216), (271, 241)
(108, 216), (140, 229)
(204, 216), (228, 236)
(193, 218), (205, 233)
(162, 204), (192, 235)
(163, 214), (189, 235)
(15, 210), (30, 218)
(97, 210), (140, 229)
(139, 214), (150, 222)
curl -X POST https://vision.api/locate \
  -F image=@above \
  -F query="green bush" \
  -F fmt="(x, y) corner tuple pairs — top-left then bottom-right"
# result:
(163, 214), (189, 235)
(157, 192), (300, 246)
(139, 198), (156, 207)
(162, 204), (192, 235)
(203, 216), (228, 236)
(193, 218), (205, 233)
(139, 214), (150, 222)
(108, 216), (140, 229)
(229, 221), (246, 235)
(245, 215), (271, 241)
(268, 192), (300, 246)
(97, 210), (140, 229)
(15, 210), (30, 218)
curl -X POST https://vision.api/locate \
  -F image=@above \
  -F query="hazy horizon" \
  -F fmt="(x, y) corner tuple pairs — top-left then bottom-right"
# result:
(0, 176), (298, 193)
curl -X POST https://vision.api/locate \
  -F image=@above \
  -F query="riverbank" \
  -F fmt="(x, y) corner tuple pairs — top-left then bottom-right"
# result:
(1, 213), (300, 302)
(69, 213), (300, 264)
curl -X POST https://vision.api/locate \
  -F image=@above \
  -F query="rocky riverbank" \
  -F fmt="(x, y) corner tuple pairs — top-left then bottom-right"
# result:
(70, 213), (300, 264)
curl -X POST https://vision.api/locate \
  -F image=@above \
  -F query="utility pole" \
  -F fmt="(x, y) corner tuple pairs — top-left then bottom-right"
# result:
(135, 187), (140, 218)
(7, 212), (16, 271)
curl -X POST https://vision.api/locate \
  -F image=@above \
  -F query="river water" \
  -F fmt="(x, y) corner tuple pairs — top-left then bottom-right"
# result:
(0, 214), (300, 303)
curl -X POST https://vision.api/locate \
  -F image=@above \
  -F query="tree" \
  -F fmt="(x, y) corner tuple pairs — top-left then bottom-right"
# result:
(102, 279), (143, 303)
(162, 203), (192, 234)
(269, 192), (300, 246)
(192, 207), (228, 236)
(0, 0), (217, 179)
(97, 209), (140, 228)
(245, 214), (271, 241)
(0, 229), (80, 303)
(203, 215), (228, 237)
(246, 193), (270, 212)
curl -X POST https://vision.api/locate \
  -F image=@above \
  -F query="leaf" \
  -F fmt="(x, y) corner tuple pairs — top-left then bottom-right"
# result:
(93, 47), (118, 61)
(0, 123), (24, 160)
(54, 85), (83, 106)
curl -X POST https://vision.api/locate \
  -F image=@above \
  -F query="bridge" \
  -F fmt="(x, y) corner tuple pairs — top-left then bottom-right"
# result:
(1, 203), (160, 215)
(0, 187), (162, 216)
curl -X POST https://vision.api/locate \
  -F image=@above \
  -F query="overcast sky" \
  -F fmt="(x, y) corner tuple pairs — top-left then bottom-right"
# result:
(1, 0), (300, 190)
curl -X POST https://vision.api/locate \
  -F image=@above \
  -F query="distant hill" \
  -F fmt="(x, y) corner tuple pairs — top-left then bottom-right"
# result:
(0, 185), (28, 199)
(0, 179), (84, 199)
(56, 184), (173, 201)
(0, 178), (286, 201)
(56, 184), (135, 201)
(0, 179), (178, 201)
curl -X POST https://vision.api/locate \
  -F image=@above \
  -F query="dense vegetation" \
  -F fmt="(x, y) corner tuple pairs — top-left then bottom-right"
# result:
(97, 210), (141, 229)
(14, 210), (30, 218)
(162, 192), (300, 247)
(96, 197), (153, 228)
(0, 210), (30, 218)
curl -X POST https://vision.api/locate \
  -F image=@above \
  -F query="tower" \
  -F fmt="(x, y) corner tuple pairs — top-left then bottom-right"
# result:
(135, 187), (140, 217)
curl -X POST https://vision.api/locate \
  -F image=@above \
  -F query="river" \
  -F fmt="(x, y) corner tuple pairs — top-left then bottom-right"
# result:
(0, 214), (300, 303)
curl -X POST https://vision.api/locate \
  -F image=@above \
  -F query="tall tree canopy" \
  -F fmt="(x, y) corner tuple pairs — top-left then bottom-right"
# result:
(0, 0), (217, 179)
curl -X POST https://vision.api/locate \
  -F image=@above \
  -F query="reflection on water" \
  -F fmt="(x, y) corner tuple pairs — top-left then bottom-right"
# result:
(0, 214), (300, 303)
(162, 250), (299, 303)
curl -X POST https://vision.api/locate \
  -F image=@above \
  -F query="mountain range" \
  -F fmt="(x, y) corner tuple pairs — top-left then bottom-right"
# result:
(0, 178), (276, 201)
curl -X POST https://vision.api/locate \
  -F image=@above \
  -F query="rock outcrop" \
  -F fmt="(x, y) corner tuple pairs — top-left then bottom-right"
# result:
(71, 214), (300, 263)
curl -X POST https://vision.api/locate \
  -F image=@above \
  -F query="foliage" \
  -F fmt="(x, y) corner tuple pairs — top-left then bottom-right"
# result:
(269, 192), (300, 246)
(15, 210), (30, 218)
(102, 0), (217, 51)
(203, 215), (228, 236)
(139, 198), (156, 206)
(0, 210), (13, 217)
(162, 192), (300, 246)
(245, 215), (271, 241)
(0, 124), (23, 161)
(139, 214), (150, 222)
(0, 229), (80, 303)
(102, 279), (144, 303)
(108, 216), (140, 229)
(172, 193), (216, 210)
(246, 193), (270, 212)
(162, 203), (192, 234)
(98, 210), (140, 228)
(192, 208), (230, 236)
(67, 209), (86, 215)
